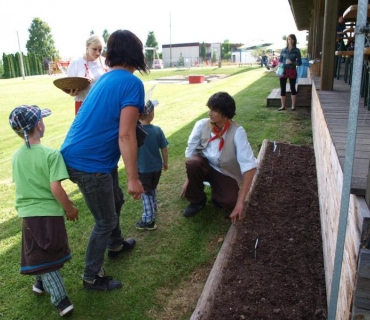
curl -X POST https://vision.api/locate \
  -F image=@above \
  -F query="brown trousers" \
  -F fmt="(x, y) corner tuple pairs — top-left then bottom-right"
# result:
(185, 154), (239, 210)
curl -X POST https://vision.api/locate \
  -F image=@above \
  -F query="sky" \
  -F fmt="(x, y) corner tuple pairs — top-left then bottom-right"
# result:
(1, 0), (307, 60)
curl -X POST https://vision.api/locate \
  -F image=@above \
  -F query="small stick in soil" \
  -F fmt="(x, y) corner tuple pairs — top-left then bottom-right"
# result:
(254, 238), (259, 259)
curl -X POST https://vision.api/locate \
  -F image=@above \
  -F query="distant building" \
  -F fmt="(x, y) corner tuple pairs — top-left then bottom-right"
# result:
(161, 42), (219, 67)
(231, 50), (257, 65)
(161, 42), (256, 67)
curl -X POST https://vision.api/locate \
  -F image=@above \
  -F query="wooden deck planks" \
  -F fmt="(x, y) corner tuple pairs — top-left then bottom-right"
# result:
(312, 74), (370, 195)
(266, 70), (369, 194)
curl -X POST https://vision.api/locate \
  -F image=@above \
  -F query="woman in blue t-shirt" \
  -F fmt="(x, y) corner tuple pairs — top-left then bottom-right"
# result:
(61, 30), (149, 292)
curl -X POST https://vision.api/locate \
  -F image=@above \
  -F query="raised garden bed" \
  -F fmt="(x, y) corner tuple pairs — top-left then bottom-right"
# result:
(191, 140), (327, 320)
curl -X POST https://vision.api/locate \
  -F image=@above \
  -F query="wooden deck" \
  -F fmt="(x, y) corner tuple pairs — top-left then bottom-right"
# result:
(313, 72), (370, 196)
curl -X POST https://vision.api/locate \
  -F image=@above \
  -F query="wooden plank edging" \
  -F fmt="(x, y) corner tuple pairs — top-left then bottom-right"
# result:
(190, 139), (270, 320)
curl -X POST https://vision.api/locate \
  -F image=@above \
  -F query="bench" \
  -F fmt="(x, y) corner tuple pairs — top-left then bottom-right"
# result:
(266, 77), (312, 108)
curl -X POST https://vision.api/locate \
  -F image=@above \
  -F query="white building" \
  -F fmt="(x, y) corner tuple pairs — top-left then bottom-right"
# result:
(161, 42), (221, 68)
(231, 50), (257, 65)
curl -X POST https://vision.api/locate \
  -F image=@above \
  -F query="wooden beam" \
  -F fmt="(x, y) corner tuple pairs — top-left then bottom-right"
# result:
(320, 0), (339, 90)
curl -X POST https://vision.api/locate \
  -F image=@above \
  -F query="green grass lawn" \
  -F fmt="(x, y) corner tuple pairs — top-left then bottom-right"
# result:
(0, 66), (312, 320)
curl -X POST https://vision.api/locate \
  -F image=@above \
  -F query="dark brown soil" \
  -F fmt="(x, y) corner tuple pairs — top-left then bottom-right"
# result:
(208, 142), (327, 320)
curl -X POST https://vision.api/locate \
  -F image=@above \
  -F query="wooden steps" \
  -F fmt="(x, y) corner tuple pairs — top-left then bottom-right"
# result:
(267, 77), (312, 108)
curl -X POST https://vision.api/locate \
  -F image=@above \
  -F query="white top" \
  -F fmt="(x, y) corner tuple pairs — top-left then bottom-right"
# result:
(185, 118), (258, 175)
(67, 56), (108, 102)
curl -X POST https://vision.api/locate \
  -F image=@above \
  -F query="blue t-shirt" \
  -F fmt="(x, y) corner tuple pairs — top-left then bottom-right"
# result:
(61, 69), (145, 173)
(138, 124), (168, 173)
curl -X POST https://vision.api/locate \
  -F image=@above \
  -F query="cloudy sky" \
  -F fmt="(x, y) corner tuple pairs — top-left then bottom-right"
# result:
(1, 0), (307, 59)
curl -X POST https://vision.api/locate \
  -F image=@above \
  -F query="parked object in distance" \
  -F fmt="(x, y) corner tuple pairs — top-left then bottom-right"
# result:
(152, 59), (164, 69)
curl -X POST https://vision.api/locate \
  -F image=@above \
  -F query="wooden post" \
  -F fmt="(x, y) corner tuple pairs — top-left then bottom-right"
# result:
(320, 0), (339, 90)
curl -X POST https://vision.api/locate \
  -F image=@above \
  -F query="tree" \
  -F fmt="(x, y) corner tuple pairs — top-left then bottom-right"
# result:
(26, 18), (58, 61)
(102, 29), (110, 56)
(221, 40), (231, 60)
(102, 29), (110, 44)
(212, 51), (217, 64)
(0, 58), (3, 78)
(145, 31), (158, 67)
(178, 53), (184, 67)
(200, 42), (206, 63)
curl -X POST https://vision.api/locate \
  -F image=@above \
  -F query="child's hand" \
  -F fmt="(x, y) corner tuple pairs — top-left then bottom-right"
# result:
(65, 207), (79, 222)
(68, 88), (80, 96)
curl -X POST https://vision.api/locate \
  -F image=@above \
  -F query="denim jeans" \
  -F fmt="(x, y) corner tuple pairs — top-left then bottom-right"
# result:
(67, 166), (125, 281)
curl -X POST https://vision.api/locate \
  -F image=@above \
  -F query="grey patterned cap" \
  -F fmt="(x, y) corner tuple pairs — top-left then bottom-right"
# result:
(9, 105), (51, 148)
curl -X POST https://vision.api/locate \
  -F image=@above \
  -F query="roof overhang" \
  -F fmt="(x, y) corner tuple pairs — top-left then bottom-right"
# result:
(288, 0), (313, 31)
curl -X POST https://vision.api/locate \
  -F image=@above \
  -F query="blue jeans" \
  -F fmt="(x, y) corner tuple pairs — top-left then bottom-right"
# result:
(67, 167), (125, 281)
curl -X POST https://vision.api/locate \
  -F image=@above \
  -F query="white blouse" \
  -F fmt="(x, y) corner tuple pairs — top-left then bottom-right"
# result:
(185, 118), (258, 175)
(67, 56), (108, 102)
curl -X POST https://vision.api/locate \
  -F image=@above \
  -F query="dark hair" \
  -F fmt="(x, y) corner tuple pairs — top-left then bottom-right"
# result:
(105, 30), (149, 75)
(206, 92), (236, 119)
(286, 34), (297, 48)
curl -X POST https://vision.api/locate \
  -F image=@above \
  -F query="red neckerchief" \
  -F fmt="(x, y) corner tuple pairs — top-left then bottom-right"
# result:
(208, 120), (231, 151)
(84, 63), (89, 77)
(84, 59), (108, 77)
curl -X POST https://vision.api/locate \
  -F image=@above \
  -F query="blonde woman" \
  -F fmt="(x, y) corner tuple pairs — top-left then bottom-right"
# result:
(67, 35), (108, 114)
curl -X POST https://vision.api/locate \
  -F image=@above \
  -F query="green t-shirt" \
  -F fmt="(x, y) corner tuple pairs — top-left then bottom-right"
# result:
(12, 144), (69, 218)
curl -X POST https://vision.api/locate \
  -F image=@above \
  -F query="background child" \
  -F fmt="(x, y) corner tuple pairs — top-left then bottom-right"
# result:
(9, 105), (78, 317)
(136, 100), (168, 230)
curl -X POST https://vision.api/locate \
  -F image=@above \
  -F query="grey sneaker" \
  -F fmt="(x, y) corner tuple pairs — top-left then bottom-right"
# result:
(135, 220), (157, 231)
(83, 276), (122, 291)
(107, 238), (136, 258)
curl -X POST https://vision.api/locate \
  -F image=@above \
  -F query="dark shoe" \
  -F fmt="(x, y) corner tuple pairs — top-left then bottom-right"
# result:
(183, 197), (207, 217)
(278, 107), (286, 111)
(211, 198), (222, 209)
(107, 238), (136, 258)
(291, 107), (296, 111)
(135, 220), (157, 231)
(56, 297), (74, 316)
(83, 276), (122, 291)
(32, 280), (45, 295)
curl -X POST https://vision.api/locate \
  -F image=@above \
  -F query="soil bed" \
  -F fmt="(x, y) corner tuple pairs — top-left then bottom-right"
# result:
(207, 141), (327, 320)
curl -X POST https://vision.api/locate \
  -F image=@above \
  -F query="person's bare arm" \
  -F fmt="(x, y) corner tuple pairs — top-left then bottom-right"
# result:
(161, 147), (168, 171)
(50, 181), (79, 221)
(229, 168), (257, 223)
(119, 106), (144, 200)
